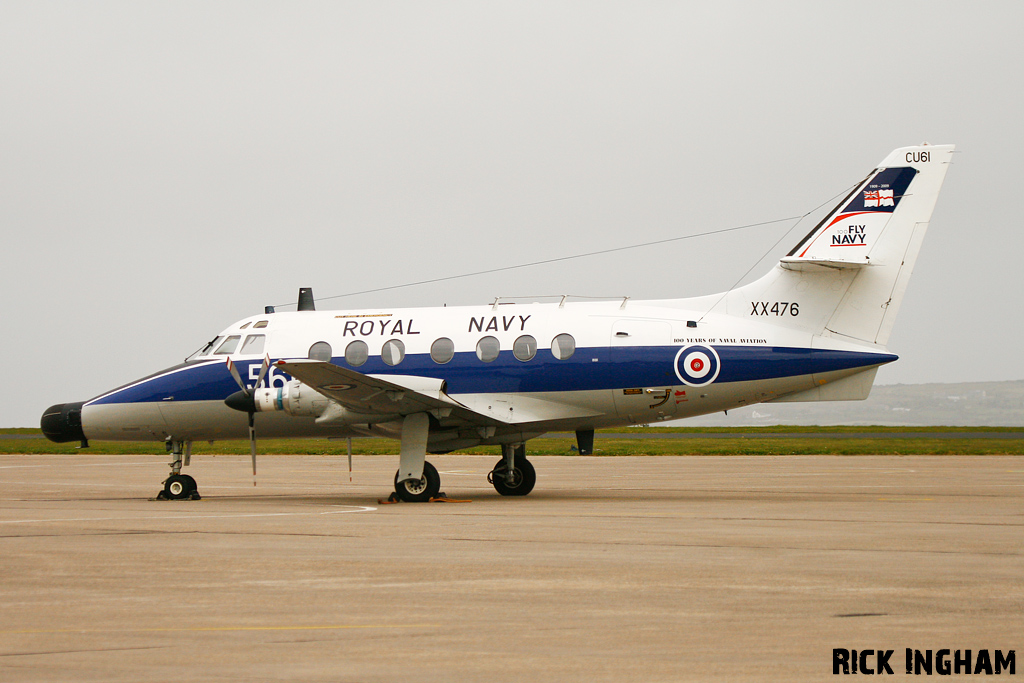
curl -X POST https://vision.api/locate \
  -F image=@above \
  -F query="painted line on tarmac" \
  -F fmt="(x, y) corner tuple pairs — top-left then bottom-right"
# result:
(0, 505), (377, 525)
(0, 461), (155, 470)
(1, 623), (435, 635)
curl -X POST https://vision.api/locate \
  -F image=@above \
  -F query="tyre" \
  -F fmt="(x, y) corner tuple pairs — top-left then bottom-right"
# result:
(491, 456), (536, 496)
(164, 474), (195, 500)
(393, 461), (441, 503)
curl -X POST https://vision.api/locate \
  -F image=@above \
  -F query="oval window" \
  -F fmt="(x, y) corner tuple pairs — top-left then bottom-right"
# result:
(381, 339), (405, 366)
(430, 337), (455, 364)
(476, 336), (500, 363)
(513, 335), (537, 362)
(345, 340), (368, 367)
(308, 341), (332, 362)
(551, 333), (575, 360)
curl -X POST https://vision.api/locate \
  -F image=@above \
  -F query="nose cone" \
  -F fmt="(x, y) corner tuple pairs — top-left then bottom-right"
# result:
(40, 402), (87, 444)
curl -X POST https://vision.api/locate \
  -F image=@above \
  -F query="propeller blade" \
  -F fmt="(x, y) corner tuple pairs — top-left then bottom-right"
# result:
(255, 355), (271, 390)
(347, 437), (352, 483)
(248, 410), (257, 486)
(226, 357), (248, 394)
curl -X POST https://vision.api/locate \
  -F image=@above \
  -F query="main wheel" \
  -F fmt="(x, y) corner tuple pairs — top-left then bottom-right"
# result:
(393, 461), (441, 502)
(490, 456), (536, 496)
(163, 474), (196, 500)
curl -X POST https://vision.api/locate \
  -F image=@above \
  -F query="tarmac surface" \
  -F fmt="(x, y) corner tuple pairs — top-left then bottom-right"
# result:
(1, 453), (1021, 682)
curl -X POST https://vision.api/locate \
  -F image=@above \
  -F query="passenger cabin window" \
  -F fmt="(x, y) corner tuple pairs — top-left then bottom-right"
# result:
(513, 335), (537, 362)
(345, 340), (368, 367)
(430, 337), (455, 364)
(308, 341), (332, 362)
(253, 321), (269, 329)
(240, 334), (266, 356)
(551, 333), (575, 360)
(476, 336), (499, 363)
(381, 339), (405, 366)
(214, 335), (241, 355)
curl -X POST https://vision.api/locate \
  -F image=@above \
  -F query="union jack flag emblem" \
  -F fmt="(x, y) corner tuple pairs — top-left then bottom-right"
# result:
(864, 189), (895, 208)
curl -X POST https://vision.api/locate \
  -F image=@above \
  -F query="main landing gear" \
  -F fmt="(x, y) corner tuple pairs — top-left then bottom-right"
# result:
(488, 444), (536, 497)
(391, 445), (538, 502)
(157, 438), (201, 500)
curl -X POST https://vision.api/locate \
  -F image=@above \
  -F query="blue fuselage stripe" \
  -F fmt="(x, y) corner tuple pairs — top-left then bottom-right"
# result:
(88, 346), (897, 406)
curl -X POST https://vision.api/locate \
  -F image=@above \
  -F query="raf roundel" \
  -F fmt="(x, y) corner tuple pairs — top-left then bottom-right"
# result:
(673, 344), (721, 387)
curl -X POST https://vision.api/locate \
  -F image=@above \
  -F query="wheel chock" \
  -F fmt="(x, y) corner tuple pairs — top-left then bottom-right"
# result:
(377, 492), (473, 504)
(152, 490), (202, 501)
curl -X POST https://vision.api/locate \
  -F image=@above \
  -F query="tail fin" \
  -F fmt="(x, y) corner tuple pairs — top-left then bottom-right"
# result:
(708, 144), (954, 347)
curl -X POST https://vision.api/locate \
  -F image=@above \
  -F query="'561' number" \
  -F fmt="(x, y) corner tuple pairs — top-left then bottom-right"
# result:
(751, 301), (799, 316)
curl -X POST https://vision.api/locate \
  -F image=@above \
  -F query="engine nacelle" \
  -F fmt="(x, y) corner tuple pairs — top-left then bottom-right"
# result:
(253, 380), (328, 417)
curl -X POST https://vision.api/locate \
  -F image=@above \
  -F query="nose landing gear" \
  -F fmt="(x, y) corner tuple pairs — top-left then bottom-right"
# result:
(156, 438), (201, 500)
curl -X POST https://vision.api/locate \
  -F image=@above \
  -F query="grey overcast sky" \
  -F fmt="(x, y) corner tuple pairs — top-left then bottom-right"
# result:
(2, 2), (1022, 427)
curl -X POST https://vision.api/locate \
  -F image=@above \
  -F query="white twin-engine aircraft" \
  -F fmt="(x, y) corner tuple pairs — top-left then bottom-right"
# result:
(42, 145), (953, 501)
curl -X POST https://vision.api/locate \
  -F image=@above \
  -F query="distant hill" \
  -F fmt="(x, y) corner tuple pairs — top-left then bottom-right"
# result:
(674, 380), (1024, 427)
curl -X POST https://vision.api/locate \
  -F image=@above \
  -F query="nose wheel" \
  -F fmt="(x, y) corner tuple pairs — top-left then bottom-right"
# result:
(161, 474), (199, 500)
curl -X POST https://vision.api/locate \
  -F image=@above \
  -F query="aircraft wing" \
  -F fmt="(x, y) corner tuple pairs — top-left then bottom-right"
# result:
(274, 359), (483, 422)
(274, 359), (602, 427)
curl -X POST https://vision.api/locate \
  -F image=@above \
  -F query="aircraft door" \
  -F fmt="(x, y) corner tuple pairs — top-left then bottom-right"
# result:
(609, 320), (678, 423)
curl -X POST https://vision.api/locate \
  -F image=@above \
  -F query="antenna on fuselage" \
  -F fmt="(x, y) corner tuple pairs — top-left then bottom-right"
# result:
(297, 287), (315, 311)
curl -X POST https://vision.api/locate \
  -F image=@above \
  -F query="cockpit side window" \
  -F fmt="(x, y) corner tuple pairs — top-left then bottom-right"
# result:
(214, 335), (241, 355)
(253, 321), (269, 329)
(186, 336), (223, 361)
(240, 334), (266, 356)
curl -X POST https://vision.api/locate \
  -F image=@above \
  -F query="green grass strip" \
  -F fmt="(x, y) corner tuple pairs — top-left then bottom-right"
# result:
(2, 436), (1021, 456)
